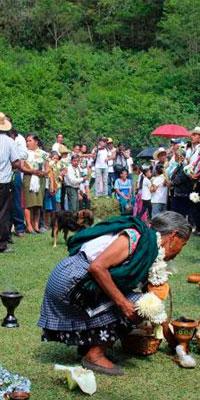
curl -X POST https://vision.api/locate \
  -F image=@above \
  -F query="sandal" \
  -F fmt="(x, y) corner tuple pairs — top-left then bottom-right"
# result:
(82, 357), (124, 376)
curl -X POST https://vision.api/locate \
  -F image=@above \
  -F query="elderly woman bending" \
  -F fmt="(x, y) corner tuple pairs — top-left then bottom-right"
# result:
(38, 211), (191, 375)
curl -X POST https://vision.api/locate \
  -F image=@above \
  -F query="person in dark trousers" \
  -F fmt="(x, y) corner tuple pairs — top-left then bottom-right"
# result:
(0, 113), (20, 253)
(8, 127), (28, 237)
(170, 151), (193, 218)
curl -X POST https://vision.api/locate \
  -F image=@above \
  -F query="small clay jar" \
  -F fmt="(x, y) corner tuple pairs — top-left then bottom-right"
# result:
(187, 273), (200, 283)
(171, 318), (198, 353)
(9, 392), (30, 400)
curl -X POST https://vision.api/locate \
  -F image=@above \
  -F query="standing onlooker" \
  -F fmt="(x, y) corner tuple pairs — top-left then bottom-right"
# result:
(43, 151), (59, 228)
(52, 133), (64, 155)
(107, 138), (116, 197)
(0, 113), (20, 253)
(152, 147), (167, 174)
(151, 164), (168, 218)
(65, 155), (87, 212)
(188, 126), (200, 164)
(170, 151), (193, 217)
(184, 127), (200, 234)
(125, 147), (134, 182)
(113, 143), (128, 179)
(22, 134), (49, 233)
(93, 137), (108, 197)
(8, 128), (28, 237)
(141, 166), (152, 219)
(114, 168), (133, 214)
(79, 144), (91, 209)
(71, 144), (81, 157)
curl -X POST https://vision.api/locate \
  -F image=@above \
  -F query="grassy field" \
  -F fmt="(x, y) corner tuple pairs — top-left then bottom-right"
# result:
(0, 220), (200, 400)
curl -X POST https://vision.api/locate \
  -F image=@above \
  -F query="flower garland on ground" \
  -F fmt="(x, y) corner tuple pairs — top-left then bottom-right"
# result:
(135, 233), (169, 325)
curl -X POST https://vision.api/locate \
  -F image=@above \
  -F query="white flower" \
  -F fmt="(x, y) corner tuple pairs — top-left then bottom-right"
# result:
(99, 330), (109, 342)
(135, 292), (167, 324)
(189, 192), (200, 203)
(148, 232), (170, 285)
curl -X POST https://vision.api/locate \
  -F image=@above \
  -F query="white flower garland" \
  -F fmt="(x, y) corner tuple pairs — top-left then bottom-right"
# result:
(148, 232), (171, 286)
(135, 233), (170, 324)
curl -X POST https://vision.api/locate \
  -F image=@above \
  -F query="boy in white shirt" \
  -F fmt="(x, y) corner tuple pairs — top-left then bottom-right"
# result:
(151, 164), (168, 218)
(141, 166), (152, 219)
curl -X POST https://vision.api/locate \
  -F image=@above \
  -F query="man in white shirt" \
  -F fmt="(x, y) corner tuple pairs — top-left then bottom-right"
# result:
(52, 133), (64, 155)
(0, 113), (21, 252)
(93, 137), (108, 197)
(8, 128), (28, 237)
(65, 155), (87, 212)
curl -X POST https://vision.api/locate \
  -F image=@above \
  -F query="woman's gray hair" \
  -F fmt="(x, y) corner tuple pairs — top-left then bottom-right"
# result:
(151, 211), (192, 239)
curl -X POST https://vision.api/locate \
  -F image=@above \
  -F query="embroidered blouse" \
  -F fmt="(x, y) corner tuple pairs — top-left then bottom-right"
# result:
(80, 228), (141, 262)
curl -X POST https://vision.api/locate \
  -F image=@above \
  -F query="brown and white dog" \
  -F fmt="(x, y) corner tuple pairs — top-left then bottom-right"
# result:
(51, 209), (94, 248)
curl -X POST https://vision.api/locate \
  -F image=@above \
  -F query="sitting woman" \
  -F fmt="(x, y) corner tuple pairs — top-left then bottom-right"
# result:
(38, 211), (191, 375)
(114, 168), (134, 214)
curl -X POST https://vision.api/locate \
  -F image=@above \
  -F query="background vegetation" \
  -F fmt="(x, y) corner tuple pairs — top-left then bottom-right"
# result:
(0, 0), (199, 147)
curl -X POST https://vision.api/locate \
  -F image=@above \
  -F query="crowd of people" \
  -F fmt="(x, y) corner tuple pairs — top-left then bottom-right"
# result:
(0, 111), (199, 254)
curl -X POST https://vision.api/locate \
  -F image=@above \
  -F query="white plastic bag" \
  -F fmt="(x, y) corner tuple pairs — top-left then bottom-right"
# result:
(29, 175), (40, 193)
(54, 364), (97, 395)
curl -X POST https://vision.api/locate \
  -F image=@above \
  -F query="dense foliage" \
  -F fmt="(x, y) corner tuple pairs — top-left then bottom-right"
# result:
(0, 0), (199, 148)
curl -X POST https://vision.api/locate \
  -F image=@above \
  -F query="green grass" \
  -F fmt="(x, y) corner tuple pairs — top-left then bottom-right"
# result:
(0, 222), (200, 400)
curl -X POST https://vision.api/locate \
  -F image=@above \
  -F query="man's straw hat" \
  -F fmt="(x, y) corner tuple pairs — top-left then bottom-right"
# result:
(0, 112), (12, 131)
(191, 126), (200, 135)
(59, 144), (70, 154)
(153, 147), (167, 160)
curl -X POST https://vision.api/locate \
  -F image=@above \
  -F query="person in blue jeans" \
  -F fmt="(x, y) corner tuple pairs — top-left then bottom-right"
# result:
(114, 169), (134, 214)
(12, 171), (26, 236)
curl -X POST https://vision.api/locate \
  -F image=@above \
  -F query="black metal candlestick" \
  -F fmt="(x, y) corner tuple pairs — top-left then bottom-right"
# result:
(0, 291), (23, 328)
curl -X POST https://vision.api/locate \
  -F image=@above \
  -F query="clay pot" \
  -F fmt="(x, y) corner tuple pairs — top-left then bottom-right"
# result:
(187, 273), (200, 283)
(8, 392), (30, 400)
(171, 318), (198, 353)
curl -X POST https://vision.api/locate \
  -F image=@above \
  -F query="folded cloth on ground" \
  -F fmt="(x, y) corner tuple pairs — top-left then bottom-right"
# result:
(54, 364), (96, 395)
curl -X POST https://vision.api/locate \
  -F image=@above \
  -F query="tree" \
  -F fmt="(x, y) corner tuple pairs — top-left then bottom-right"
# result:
(32, 0), (82, 49)
(158, 0), (200, 61)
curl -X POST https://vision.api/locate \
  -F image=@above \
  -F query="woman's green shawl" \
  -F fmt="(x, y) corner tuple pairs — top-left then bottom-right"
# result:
(68, 215), (158, 294)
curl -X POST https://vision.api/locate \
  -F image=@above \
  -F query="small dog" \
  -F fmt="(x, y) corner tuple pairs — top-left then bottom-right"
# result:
(51, 209), (94, 248)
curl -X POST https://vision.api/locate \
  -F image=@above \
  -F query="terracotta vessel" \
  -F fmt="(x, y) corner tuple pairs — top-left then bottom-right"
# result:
(187, 273), (200, 283)
(171, 318), (198, 353)
(8, 392), (30, 400)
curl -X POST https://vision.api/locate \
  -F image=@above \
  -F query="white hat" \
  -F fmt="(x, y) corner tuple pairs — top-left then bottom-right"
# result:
(153, 147), (167, 160)
(0, 112), (12, 131)
(191, 126), (200, 135)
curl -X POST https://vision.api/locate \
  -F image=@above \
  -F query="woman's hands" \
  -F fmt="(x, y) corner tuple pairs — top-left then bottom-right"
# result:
(119, 299), (136, 320)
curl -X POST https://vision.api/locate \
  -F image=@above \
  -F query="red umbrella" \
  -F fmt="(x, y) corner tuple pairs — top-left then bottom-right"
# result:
(151, 124), (190, 138)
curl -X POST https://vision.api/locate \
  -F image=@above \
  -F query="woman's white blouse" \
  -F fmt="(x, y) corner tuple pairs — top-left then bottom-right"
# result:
(81, 234), (119, 262)
(80, 229), (141, 262)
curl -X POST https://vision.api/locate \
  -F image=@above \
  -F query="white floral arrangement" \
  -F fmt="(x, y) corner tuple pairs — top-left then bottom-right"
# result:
(148, 232), (171, 286)
(135, 292), (167, 324)
(189, 192), (200, 203)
